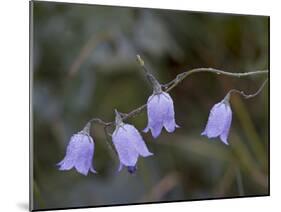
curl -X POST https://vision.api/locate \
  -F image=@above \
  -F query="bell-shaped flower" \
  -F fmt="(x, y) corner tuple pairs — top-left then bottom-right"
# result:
(112, 110), (153, 174)
(201, 96), (232, 145)
(57, 123), (97, 175)
(144, 92), (179, 138)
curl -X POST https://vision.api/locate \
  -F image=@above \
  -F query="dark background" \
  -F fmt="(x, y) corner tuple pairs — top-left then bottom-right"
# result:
(31, 1), (269, 210)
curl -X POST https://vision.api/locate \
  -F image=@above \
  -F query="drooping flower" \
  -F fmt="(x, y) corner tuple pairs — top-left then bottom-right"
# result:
(57, 123), (97, 175)
(201, 96), (232, 145)
(112, 110), (153, 174)
(144, 92), (179, 138)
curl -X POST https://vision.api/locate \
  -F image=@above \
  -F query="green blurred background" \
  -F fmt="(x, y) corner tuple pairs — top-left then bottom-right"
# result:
(31, 1), (269, 210)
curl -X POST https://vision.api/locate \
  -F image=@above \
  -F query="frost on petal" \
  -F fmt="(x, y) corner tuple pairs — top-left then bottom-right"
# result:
(112, 126), (139, 167)
(201, 102), (229, 138)
(219, 104), (232, 145)
(124, 124), (153, 157)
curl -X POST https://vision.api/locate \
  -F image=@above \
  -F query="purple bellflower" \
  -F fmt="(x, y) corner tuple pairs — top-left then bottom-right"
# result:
(142, 71), (179, 138)
(112, 110), (153, 174)
(144, 91), (179, 138)
(201, 94), (232, 145)
(57, 123), (97, 175)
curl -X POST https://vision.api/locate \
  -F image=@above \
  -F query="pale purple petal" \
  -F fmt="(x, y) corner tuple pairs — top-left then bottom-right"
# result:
(58, 160), (74, 171)
(202, 100), (233, 145)
(201, 102), (229, 138)
(145, 94), (164, 138)
(143, 126), (149, 133)
(112, 126), (139, 167)
(219, 104), (232, 145)
(163, 93), (179, 132)
(144, 92), (178, 138)
(57, 134), (82, 171)
(90, 166), (97, 174)
(124, 124), (153, 157)
(113, 123), (153, 173)
(74, 135), (95, 175)
(57, 133), (96, 175)
(148, 122), (163, 139)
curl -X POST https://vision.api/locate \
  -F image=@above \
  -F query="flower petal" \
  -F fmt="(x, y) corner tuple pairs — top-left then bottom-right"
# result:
(57, 134), (82, 171)
(143, 126), (149, 133)
(112, 126), (139, 167)
(145, 92), (178, 138)
(124, 124), (153, 157)
(57, 159), (74, 171)
(163, 93), (179, 132)
(150, 123), (163, 138)
(90, 166), (97, 174)
(219, 103), (232, 145)
(57, 133), (96, 175)
(201, 102), (229, 138)
(146, 94), (164, 137)
(74, 135), (94, 176)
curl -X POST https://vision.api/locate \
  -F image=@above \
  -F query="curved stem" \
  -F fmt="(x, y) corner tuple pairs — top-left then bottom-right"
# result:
(88, 118), (111, 126)
(227, 79), (268, 99)
(119, 68), (268, 123)
(165, 68), (268, 92)
(85, 65), (268, 128)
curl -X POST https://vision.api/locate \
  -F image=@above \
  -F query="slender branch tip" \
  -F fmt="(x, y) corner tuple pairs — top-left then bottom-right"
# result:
(136, 54), (145, 67)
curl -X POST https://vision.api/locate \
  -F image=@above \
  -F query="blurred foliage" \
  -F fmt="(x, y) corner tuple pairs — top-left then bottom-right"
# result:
(31, 1), (269, 210)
